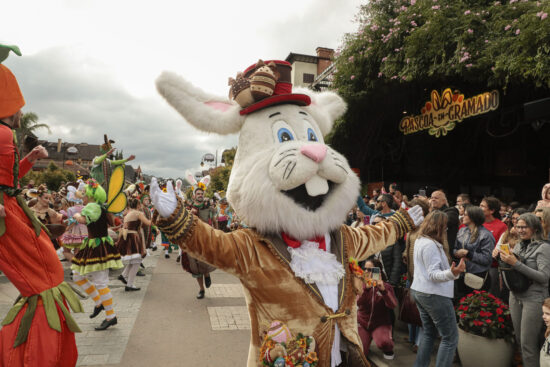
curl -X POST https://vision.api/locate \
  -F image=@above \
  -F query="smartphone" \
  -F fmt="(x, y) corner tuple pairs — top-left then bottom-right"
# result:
(418, 189), (426, 197)
(371, 267), (381, 281)
(500, 243), (511, 255)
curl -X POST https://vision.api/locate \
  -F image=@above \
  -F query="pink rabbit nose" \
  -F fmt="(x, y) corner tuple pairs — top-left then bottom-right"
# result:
(300, 144), (327, 163)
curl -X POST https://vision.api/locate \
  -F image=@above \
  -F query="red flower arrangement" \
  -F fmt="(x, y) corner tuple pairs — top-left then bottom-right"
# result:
(455, 290), (514, 343)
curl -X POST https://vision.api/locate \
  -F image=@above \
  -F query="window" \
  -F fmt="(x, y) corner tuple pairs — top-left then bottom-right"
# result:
(303, 73), (315, 83)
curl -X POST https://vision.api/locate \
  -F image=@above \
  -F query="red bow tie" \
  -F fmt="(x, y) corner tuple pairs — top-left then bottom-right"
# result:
(281, 232), (326, 251)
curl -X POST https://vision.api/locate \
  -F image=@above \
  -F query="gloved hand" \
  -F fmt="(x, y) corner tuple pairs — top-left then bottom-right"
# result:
(150, 178), (178, 218)
(408, 205), (424, 227)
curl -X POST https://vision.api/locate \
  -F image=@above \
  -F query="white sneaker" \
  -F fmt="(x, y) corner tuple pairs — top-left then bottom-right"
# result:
(383, 352), (395, 360)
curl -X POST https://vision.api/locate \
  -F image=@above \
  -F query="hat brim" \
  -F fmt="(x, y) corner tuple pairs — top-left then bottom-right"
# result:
(240, 93), (311, 116)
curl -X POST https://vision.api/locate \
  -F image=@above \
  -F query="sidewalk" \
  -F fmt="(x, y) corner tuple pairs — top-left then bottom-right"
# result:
(0, 245), (458, 367)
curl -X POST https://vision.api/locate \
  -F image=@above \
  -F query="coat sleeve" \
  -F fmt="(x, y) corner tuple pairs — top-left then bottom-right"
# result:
(346, 209), (415, 262)
(389, 241), (402, 285)
(18, 156), (33, 178)
(513, 245), (550, 285)
(468, 232), (494, 267)
(155, 197), (258, 277)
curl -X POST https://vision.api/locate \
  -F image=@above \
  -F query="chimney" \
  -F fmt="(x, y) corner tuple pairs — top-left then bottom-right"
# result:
(57, 139), (62, 153)
(316, 47), (334, 76)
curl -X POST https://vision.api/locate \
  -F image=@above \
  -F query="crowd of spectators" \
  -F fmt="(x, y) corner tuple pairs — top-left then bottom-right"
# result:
(349, 182), (550, 367)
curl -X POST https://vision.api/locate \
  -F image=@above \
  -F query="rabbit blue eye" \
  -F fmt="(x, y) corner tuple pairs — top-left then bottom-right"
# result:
(277, 128), (294, 142)
(307, 128), (318, 142)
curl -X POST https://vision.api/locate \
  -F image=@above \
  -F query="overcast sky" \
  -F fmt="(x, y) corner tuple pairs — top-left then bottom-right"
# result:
(3, 0), (363, 178)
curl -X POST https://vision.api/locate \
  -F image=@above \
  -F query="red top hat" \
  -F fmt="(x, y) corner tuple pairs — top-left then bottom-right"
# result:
(228, 60), (311, 116)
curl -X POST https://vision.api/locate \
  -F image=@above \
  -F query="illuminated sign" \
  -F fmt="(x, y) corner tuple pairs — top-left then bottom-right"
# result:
(399, 88), (499, 137)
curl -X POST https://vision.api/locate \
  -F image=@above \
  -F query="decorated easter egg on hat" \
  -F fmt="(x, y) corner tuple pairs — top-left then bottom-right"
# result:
(250, 60), (279, 101)
(267, 320), (292, 343)
(228, 72), (254, 108)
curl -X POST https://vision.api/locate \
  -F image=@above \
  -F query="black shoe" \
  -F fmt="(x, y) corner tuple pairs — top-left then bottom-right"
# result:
(95, 317), (117, 330)
(118, 275), (127, 284)
(136, 269), (145, 276)
(140, 263), (145, 268)
(125, 286), (141, 291)
(90, 304), (104, 319)
(152, 246), (157, 251)
(165, 254), (170, 259)
(176, 255), (181, 263)
(204, 275), (212, 288)
(196, 290), (205, 299)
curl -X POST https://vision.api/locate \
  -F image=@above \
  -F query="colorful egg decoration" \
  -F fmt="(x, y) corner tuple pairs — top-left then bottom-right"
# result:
(250, 60), (279, 101)
(267, 320), (293, 343)
(273, 357), (286, 367)
(228, 72), (254, 108)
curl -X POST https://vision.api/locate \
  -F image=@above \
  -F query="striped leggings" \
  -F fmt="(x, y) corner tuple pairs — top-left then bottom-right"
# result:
(73, 269), (116, 320)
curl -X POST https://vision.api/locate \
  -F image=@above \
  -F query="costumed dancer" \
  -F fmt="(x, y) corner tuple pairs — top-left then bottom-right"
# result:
(90, 134), (135, 191)
(182, 172), (216, 299)
(116, 197), (151, 291)
(71, 172), (126, 331)
(150, 59), (424, 367)
(0, 43), (82, 367)
(215, 192), (233, 232)
(155, 181), (178, 258)
(29, 184), (66, 253)
(59, 181), (88, 262)
(140, 188), (157, 252)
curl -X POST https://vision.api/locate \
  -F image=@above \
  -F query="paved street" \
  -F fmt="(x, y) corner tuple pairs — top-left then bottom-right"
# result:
(0, 238), (452, 367)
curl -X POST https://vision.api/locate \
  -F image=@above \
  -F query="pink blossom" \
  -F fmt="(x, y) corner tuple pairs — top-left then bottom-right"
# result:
(351, 75), (355, 80)
(348, 56), (354, 62)
(504, 25), (512, 31)
(494, 1), (501, 5)
(432, 5), (440, 10)
(491, 66), (495, 71)
(400, 5), (407, 11)
(381, 57), (388, 62)
(378, 72), (383, 78)
(402, 76), (407, 80)
(515, 29), (520, 35)
(467, 29), (474, 34)
(370, 24), (380, 31)
(543, 13), (549, 20)
(512, 18), (518, 23)
(464, 10), (471, 15)
(466, 64), (473, 68)
(485, 39), (489, 43)
(391, 76), (398, 80)
(411, 20), (418, 27)
(510, 0), (518, 3)
(410, 0), (416, 5)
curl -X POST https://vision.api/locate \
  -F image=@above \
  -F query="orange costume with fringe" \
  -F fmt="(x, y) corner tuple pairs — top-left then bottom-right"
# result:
(0, 63), (82, 367)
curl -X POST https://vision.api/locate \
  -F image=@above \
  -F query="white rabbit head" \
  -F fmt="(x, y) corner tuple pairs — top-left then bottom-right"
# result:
(157, 68), (358, 240)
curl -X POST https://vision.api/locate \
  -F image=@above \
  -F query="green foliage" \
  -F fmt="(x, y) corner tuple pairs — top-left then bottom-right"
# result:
(206, 147), (237, 197)
(455, 290), (515, 343)
(20, 162), (76, 191)
(333, 0), (550, 98)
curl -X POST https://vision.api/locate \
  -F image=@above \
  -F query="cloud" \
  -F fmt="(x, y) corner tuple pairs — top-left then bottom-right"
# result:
(2, 0), (362, 179)
(7, 48), (237, 178)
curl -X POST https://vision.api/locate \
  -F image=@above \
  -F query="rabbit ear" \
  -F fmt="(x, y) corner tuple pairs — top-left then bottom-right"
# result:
(200, 175), (211, 188)
(185, 171), (197, 186)
(156, 71), (246, 135)
(176, 179), (182, 192)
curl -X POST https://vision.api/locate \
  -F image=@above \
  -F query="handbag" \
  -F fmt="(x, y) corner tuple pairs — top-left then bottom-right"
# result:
(398, 287), (422, 326)
(464, 272), (487, 290)
(499, 241), (540, 293)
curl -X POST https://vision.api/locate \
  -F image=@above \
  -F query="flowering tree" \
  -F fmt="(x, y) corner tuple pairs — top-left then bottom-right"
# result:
(329, 0), (550, 180)
(334, 0), (549, 96)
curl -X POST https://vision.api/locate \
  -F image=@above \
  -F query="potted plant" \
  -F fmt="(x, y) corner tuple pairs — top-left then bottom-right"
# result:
(455, 290), (515, 367)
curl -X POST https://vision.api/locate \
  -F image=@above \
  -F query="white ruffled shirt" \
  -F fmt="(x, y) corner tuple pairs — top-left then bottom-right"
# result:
(287, 234), (345, 367)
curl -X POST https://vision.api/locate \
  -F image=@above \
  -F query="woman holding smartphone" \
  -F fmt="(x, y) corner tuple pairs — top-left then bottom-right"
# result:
(493, 213), (550, 367)
(411, 211), (466, 367)
(357, 258), (398, 360)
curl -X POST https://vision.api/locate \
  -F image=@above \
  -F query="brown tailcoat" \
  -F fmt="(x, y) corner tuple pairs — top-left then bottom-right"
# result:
(157, 198), (413, 367)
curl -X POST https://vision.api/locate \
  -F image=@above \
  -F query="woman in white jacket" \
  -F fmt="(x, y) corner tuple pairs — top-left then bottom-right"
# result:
(411, 211), (466, 367)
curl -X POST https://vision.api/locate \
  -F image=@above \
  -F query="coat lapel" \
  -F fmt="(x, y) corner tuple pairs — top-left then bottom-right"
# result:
(329, 229), (347, 309)
(262, 233), (324, 303)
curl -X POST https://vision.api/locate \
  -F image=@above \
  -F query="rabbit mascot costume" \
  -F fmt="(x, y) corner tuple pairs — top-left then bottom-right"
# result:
(151, 60), (423, 367)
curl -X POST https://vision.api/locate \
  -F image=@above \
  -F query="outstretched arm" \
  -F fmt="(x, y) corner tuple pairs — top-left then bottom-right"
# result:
(151, 178), (256, 277)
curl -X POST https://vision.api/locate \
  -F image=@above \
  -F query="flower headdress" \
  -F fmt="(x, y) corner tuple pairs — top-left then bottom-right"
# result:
(184, 170), (211, 195)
